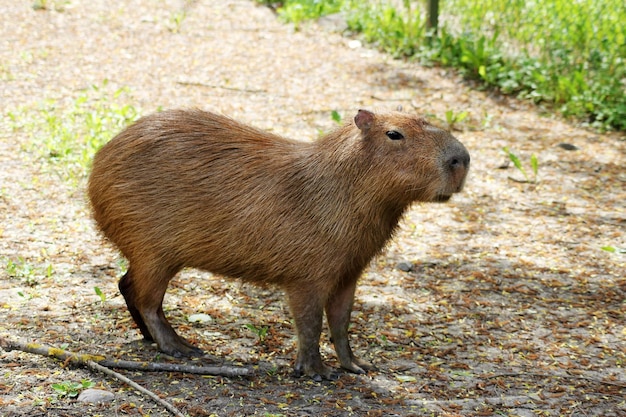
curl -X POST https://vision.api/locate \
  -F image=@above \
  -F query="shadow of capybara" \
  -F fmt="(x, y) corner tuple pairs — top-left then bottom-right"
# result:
(88, 108), (470, 380)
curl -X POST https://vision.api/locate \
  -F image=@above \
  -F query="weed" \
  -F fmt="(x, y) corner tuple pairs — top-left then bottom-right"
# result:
(6, 257), (39, 286)
(346, 0), (425, 58)
(266, 365), (279, 377)
(17, 291), (34, 300)
(503, 147), (538, 183)
(169, 10), (186, 33)
(601, 246), (626, 254)
(6, 257), (54, 286)
(245, 323), (269, 343)
(94, 286), (106, 302)
(274, 0), (343, 27)
(8, 79), (139, 186)
(32, 0), (47, 10)
(117, 257), (129, 274)
(444, 109), (468, 130)
(51, 379), (94, 398)
(32, 0), (69, 11)
(330, 110), (342, 123)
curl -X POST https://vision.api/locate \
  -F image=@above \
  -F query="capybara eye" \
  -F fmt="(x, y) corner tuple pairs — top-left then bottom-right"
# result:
(386, 130), (404, 140)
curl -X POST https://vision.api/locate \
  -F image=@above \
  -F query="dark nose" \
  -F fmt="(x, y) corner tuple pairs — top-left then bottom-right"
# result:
(447, 147), (470, 171)
(446, 145), (470, 192)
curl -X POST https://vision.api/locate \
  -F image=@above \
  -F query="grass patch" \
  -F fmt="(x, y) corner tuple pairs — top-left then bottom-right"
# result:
(4, 256), (54, 287)
(7, 80), (139, 185)
(258, 0), (343, 26)
(258, 0), (626, 131)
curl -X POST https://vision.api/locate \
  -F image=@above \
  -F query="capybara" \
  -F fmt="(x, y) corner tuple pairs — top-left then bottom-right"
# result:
(88, 108), (469, 380)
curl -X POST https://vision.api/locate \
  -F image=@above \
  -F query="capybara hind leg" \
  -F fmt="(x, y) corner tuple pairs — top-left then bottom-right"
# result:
(287, 289), (336, 381)
(142, 301), (204, 357)
(119, 267), (153, 341)
(325, 279), (374, 374)
(120, 264), (203, 357)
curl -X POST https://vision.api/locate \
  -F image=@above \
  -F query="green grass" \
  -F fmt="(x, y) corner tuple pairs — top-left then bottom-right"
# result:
(257, 0), (626, 131)
(4, 256), (54, 287)
(503, 147), (539, 184)
(435, 0), (626, 131)
(51, 379), (94, 398)
(7, 79), (139, 185)
(258, 0), (343, 25)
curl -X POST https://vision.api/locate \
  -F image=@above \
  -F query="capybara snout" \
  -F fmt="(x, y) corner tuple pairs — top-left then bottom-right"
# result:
(88, 108), (469, 380)
(439, 139), (470, 200)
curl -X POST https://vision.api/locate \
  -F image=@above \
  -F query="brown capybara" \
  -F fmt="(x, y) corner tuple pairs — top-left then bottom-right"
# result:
(88, 108), (469, 380)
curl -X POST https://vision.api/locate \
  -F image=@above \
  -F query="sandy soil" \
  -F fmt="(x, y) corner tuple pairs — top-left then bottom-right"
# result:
(0, 1), (624, 416)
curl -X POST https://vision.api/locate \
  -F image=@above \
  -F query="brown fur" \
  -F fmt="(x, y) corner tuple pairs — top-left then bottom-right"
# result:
(88, 108), (469, 380)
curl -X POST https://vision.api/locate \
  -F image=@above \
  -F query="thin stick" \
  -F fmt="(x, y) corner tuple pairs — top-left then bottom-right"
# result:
(176, 80), (266, 94)
(0, 335), (248, 377)
(87, 360), (185, 417)
(99, 358), (249, 377)
(484, 372), (626, 389)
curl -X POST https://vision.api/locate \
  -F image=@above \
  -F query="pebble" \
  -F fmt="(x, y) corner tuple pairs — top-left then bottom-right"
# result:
(396, 261), (414, 272)
(77, 388), (115, 403)
(188, 313), (213, 323)
(557, 143), (579, 151)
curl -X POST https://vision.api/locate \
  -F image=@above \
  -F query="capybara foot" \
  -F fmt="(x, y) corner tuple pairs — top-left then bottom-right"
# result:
(293, 357), (339, 381)
(157, 337), (205, 358)
(293, 364), (339, 382)
(340, 356), (375, 374)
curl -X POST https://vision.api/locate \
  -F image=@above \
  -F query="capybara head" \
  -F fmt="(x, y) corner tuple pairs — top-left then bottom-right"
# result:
(347, 109), (469, 204)
(88, 108), (469, 380)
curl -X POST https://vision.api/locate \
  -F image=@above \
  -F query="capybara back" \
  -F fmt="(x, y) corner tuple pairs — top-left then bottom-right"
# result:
(88, 108), (469, 379)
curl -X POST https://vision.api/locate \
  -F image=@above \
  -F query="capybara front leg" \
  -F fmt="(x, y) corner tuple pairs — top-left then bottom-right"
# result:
(287, 289), (336, 381)
(325, 279), (374, 374)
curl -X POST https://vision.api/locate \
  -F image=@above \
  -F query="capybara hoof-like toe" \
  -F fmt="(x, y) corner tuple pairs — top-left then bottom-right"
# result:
(293, 361), (338, 381)
(159, 343), (204, 359)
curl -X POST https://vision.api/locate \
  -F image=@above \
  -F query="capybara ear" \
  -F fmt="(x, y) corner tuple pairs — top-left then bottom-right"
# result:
(354, 109), (375, 133)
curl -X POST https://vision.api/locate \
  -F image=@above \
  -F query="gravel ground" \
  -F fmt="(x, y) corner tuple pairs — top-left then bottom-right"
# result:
(1, 1), (624, 416)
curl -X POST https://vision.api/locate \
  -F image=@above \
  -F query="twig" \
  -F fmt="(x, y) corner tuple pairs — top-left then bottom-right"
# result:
(99, 358), (249, 377)
(1, 335), (250, 416)
(0, 335), (248, 377)
(484, 372), (626, 389)
(0, 335), (190, 416)
(87, 360), (186, 417)
(0, 335), (107, 364)
(176, 80), (266, 94)
(370, 94), (412, 102)
(507, 176), (537, 184)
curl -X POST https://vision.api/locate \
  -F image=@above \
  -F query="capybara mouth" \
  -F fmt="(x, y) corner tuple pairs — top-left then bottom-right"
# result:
(434, 194), (452, 203)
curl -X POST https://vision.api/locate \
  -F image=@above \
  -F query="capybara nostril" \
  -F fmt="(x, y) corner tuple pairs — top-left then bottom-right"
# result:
(448, 147), (470, 171)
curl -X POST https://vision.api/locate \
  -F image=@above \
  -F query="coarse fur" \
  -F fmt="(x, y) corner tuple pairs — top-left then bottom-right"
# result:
(88, 108), (470, 380)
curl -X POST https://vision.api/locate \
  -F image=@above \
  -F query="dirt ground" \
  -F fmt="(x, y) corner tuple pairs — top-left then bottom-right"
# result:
(0, 1), (624, 416)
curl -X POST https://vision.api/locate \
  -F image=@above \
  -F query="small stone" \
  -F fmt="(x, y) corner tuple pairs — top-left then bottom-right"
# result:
(77, 388), (115, 403)
(188, 313), (213, 323)
(396, 261), (413, 272)
(557, 143), (579, 151)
